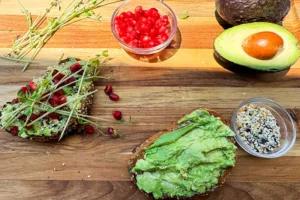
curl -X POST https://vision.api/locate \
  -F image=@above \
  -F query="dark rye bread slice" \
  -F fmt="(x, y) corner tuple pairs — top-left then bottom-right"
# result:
(3, 58), (95, 142)
(128, 108), (236, 200)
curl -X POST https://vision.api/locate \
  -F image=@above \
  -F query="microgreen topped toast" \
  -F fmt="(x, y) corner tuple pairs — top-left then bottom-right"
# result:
(0, 53), (109, 141)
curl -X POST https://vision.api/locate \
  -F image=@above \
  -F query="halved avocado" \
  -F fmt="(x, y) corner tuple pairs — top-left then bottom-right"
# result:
(214, 22), (300, 74)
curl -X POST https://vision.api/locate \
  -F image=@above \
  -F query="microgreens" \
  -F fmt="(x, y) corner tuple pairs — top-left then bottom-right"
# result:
(2, 0), (123, 71)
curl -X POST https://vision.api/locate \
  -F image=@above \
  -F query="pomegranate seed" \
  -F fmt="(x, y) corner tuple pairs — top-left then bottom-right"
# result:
(54, 89), (64, 96)
(18, 114), (27, 121)
(119, 12), (128, 19)
(84, 125), (95, 134)
(52, 69), (59, 76)
(26, 125), (33, 130)
(66, 76), (76, 86)
(38, 112), (46, 118)
(104, 85), (113, 95)
(127, 11), (134, 18)
(29, 114), (38, 121)
(60, 96), (67, 104)
(10, 126), (19, 136)
(149, 8), (158, 13)
(55, 73), (65, 81)
(109, 93), (120, 101)
(49, 98), (59, 107)
(21, 86), (28, 94)
(52, 95), (61, 104)
(48, 112), (59, 119)
(70, 62), (82, 73)
(28, 81), (37, 92)
(108, 127), (115, 135)
(12, 98), (19, 104)
(112, 111), (122, 120)
(152, 11), (160, 20)
(135, 6), (143, 15)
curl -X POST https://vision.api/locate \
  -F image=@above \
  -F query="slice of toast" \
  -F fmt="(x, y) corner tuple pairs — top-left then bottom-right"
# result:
(0, 58), (95, 142)
(128, 108), (236, 199)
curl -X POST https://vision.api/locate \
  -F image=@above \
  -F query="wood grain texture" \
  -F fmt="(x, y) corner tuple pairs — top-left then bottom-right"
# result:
(0, 0), (300, 199)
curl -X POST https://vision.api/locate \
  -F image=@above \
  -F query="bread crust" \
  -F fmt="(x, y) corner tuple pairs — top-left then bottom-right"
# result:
(128, 108), (236, 199)
(2, 58), (95, 142)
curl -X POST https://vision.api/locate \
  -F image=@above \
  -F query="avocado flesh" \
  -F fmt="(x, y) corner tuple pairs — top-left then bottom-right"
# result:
(214, 22), (300, 71)
(216, 0), (290, 25)
(131, 110), (236, 199)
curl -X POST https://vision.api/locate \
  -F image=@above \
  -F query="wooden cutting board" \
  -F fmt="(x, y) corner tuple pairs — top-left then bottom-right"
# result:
(0, 0), (300, 199)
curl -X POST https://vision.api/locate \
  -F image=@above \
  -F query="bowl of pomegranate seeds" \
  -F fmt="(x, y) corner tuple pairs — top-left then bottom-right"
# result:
(111, 0), (177, 55)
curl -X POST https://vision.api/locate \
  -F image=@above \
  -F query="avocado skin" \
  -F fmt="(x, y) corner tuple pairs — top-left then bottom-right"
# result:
(213, 50), (290, 82)
(216, 0), (290, 25)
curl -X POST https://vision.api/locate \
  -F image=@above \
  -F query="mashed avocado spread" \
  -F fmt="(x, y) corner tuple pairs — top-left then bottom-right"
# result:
(131, 110), (236, 199)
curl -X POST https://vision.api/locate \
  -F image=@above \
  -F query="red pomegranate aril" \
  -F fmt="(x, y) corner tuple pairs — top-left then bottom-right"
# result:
(18, 114), (27, 121)
(127, 11), (134, 18)
(139, 16), (147, 23)
(112, 111), (122, 120)
(152, 11), (160, 20)
(60, 96), (67, 104)
(140, 23), (150, 33)
(28, 81), (37, 92)
(126, 26), (134, 33)
(123, 36), (130, 44)
(148, 40), (156, 47)
(147, 17), (156, 25)
(149, 8), (158, 14)
(165, 29), (171, 36)
(119, 12), (128, 19)
(38, 112), (46, 118)
(12, 98), (19, 104)
(10, 126), (19, 136)
(109, 93), (120, 101)
(48, 112), (59, 119)
(158, 26), (166, 34)
(21, 86), (28, 94)
(52, 95), (61, 104)
(66, 76), (76, 86)
(150, 28), (158, 37)
(129, 30), (137, 39)
(54, 89), (64, 96)
(104, 85), (113, 95)
(120, 22), (127, 29)
(29, 114), (38, 121)
(70, 62), (82, 73)
(84, 125), (95, 134)
(108, 127), (115, 135)
(126, 19), (136, 26)
(49, 99), (58, 107)
(52, 69), (59, 76)
(26, 125), (33, 130)
(135, 6), (143, 14)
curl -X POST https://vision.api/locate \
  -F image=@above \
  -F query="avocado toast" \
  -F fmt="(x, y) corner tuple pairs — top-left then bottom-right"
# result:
(128, 109), (237, 199)
(0, 56), (104, 141)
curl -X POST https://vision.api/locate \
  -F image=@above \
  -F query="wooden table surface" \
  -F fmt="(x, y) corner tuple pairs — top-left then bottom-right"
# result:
(1, 0), (300, 199)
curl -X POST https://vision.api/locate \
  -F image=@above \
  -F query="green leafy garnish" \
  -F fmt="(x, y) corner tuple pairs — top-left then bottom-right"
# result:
(180, 11), (189, 20)
(2, 0), (123, 71)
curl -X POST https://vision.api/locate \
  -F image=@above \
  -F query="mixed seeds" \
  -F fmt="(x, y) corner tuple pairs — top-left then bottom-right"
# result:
(236, 103), (281, 154)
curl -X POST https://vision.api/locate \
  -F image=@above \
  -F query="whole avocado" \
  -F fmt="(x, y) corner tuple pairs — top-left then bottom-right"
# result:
(216, 0), (291, 25)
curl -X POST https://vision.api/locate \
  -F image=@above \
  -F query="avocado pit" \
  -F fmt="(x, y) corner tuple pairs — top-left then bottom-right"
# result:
(242, 31), (284, 60)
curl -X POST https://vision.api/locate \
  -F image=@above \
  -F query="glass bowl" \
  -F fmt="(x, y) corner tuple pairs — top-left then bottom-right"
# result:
(231, 98), (296, 158)
(111, 0), (177, 55)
